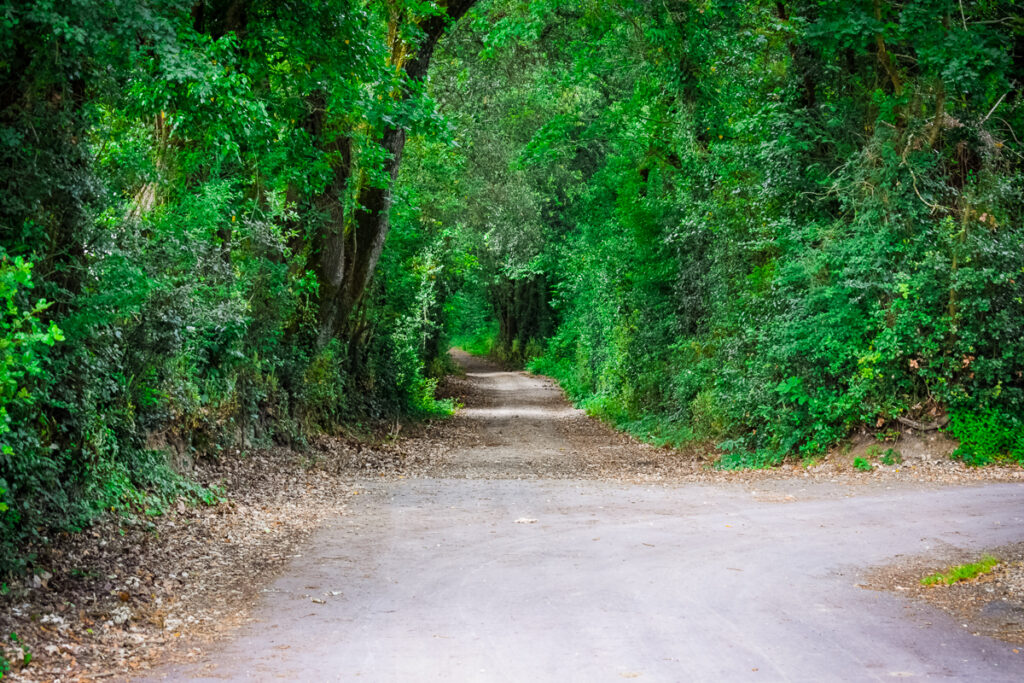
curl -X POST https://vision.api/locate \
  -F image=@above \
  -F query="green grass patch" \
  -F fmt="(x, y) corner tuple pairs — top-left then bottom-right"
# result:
(921, 555), (1000, 586)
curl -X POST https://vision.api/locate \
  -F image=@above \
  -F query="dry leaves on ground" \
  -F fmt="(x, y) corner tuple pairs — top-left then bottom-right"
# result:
(0, 442), (377, 681)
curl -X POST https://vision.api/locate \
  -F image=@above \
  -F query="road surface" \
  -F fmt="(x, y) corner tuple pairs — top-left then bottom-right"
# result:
(145, 351), (1024, 681)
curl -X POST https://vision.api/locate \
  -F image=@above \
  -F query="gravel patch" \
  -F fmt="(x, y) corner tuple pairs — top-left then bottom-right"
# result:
(867, 542), (1024, 647)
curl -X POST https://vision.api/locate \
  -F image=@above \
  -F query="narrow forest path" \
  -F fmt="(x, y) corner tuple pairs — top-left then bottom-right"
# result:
(143, 352), (1024, 682)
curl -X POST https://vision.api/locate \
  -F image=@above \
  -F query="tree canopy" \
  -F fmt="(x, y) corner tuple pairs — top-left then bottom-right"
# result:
(427, 0), (1024, 467)
(1, 0), (1022, 572)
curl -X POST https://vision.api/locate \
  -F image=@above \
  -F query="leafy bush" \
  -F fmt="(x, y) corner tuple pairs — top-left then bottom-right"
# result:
(0, 0), (467, 574)
(947, 408), (1024, 466)
(430, 0), (1024, 468)
(452, 326), (498, 358)
(0, 255), (63, 567)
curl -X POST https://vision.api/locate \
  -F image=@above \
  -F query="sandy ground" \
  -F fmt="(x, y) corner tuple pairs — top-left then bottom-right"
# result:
(129, 351), (1024, 682)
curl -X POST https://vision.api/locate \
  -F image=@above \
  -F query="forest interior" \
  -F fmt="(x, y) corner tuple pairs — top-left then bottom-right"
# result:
(2, 0), (1024, 679)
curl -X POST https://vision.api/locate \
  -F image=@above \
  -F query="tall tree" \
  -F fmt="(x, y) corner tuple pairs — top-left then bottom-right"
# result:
(313, 0), (478, 345)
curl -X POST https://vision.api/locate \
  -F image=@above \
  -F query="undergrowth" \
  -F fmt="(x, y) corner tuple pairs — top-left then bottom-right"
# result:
(946, 408), (1024, 467)
(451, 325), (498, 358)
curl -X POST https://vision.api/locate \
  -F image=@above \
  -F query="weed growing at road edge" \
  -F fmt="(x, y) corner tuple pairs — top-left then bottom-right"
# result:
(921, 555), (1000, 586)
(879, 448), (902, 466)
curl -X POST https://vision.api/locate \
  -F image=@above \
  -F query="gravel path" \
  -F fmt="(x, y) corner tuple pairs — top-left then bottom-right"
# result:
(138, 351), (1024, 682)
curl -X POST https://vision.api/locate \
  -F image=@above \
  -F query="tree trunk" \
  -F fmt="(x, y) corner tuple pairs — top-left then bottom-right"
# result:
(313, 0), (479, 346)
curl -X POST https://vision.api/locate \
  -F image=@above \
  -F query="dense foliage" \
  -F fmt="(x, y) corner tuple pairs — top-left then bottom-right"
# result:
(422, 0), (1024, 466)
(2, 0), (1022, 573)
(0, 0), (473, 573)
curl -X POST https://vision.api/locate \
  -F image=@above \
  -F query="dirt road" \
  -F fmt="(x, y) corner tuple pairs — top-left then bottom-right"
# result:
(145, 351), (1024, 681)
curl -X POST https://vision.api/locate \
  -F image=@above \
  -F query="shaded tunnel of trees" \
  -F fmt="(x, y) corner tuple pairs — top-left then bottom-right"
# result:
(2, 0), (1023, 571)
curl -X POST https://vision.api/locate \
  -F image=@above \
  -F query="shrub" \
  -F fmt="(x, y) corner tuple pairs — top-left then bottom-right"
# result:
(947, 408), (1024, 466)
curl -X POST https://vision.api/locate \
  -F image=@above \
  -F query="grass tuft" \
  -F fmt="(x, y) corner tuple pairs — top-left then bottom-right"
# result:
(921, 555), (1000, 586)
